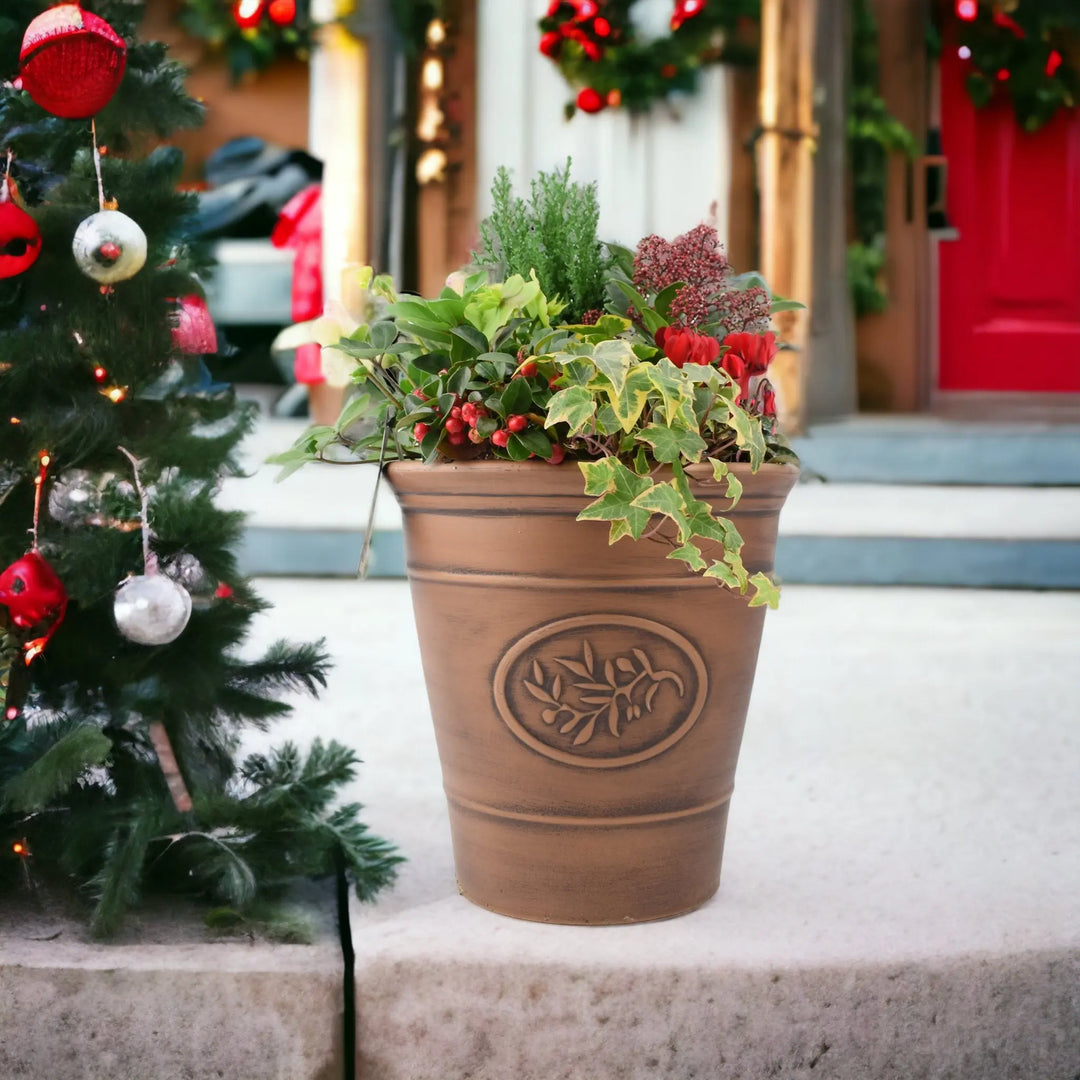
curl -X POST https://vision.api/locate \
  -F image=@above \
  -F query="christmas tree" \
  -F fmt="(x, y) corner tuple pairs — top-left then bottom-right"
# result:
(0, 1), (399, 936)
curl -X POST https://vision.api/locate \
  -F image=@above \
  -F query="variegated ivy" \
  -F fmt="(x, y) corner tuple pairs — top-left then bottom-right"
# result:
(271, 269), (794, 609)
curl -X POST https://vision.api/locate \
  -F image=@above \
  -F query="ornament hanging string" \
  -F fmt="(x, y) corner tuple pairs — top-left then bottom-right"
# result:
(116, 445), (156, 574)
(116, 447), (192, 813)
(91, 120), (106, 212)
(31, 449), (51, 549)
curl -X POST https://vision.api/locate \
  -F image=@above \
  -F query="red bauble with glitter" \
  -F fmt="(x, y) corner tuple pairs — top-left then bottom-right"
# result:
(172, 295), (219, 355)
(0, 184), (41, 279)
(268, 0), (297, 26)
(19, 4), (127, 120)
(0, 550), (68, 664)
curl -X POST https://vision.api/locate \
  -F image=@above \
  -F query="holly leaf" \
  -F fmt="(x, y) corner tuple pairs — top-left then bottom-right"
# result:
(636, 424), (707, 464)
(577, 458), (655, 542)
(545, 385), (596, 434)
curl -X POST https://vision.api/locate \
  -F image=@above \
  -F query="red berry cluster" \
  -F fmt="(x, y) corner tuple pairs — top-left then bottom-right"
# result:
(540, 0), (624, 113)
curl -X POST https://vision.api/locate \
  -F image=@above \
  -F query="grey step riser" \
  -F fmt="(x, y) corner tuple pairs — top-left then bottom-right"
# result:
(238, 529), (1080, 589)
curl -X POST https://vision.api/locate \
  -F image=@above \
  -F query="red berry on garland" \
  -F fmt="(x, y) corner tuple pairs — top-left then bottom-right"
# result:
(233, 0), (266, 30)
(19, 4), (127, 120)
(461, 402), (479, 426)
(955, 0), (977, 20)
(268, 0), (297, 25)
(996, 68), (1010, 81)
(577, 0), (599, 18)
(593, 16), (611, 36)
(583, 40), (602, 61)
(547, 0), (561, 14)
(507, 414), (528, 433)
(539, 31), (562, 57)
(491, 429), (511, 448)
(576, 87), (605, 113)
(661, 63), (678, 79)
(607, 88), (622, 107)
(1047, 50), (1064, 77)
(0, 182), (41, 280)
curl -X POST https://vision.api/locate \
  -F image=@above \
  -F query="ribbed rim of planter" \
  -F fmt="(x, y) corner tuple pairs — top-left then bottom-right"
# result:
(386, 459), (800, 500)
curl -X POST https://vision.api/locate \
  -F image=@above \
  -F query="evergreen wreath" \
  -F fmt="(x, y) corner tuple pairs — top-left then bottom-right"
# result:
(176, 0), (314, 81)
(953, 0), (1080, 131)
(538, 0), (759, 117)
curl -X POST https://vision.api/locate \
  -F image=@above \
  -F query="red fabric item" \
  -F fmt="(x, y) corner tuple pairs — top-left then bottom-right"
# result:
(20, 5), (126, 119)
(272, 184), (324, 385)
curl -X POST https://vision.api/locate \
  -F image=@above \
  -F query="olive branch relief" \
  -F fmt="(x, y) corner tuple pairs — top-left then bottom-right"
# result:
(522, 639), (685, 748)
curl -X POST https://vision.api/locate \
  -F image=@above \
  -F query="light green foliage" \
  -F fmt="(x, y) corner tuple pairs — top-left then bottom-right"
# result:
(473, 161), (609, 322)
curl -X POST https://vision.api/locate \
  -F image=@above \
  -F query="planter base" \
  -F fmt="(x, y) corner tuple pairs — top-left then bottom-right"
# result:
(448, 794), (730, 925)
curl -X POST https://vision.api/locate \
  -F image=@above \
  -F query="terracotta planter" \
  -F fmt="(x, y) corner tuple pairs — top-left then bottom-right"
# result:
(387, 459), (798, 924)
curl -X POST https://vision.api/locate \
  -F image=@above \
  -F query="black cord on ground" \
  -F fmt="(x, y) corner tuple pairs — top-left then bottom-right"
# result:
(335, 846), (357, 1080)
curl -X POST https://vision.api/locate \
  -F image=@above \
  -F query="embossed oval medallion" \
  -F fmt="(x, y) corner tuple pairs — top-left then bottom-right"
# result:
(493, 615), (708, 768)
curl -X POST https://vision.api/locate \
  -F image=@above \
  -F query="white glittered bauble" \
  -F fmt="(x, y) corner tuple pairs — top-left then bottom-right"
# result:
(114, 573), (192, 645)
(48, 468), (102, 526)
(73, 209), (147, 284)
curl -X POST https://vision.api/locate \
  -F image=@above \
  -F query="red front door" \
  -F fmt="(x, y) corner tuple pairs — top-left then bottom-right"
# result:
(938, 45), (1080, 393)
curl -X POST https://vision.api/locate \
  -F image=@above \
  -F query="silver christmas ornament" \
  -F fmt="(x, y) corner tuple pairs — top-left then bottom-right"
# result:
(162, 553), (215, 610)
(73, 210), (147, 284)
(48, 469), (102, 526)
(114, 573), (192, 645)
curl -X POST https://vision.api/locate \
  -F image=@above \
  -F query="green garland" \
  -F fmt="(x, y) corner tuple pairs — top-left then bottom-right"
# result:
(538, 0), (759, 117)
(955, 1), (1080, 132)
(176, 0), (315, 81)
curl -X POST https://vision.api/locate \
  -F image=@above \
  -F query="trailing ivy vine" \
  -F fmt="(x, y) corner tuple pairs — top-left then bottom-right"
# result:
(847, 0), (918, 317)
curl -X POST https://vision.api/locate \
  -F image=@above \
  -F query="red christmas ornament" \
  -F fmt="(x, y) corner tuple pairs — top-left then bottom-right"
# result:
(0, 182), (41, 279)
(576, 86), (605, 113)
(19, 4), (127, 120)
(0, 551), (68, 665)
(233, 0), (266, 30)
(267, 0), (297, 25)
(955, 0), (978, 21)
(171, 295), (219, 356)
(539, 31), (562, 57)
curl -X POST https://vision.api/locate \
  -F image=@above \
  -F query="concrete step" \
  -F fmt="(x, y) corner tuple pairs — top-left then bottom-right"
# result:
(5, 581), (1077, 1079)
(225, 419), (1080, 588)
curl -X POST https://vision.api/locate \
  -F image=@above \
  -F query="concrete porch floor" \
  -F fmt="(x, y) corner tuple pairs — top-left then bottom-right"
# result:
(323, 580), (1078, 1078)
(3, 561), (1079, 1076)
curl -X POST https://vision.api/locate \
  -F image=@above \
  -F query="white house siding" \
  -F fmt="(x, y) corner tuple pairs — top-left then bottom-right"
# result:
(475, 0), (734, 250)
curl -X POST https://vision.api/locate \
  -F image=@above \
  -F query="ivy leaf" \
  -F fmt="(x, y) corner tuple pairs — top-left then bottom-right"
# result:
(748, 572), (781, 609)
(704, 558), (743, 590)
(668, 543), (707, 573)
(545, 385), (596, 433)
(607, 365), (655, 433)
(577, 458), (655, 542)
(710, 459), (743, 507)
(591, 338), (637, 396)
(645, 358), (697, 428)
(630, 481), (691, 542)
(727, 407), (766, 470)
(636, 424), (707, 464)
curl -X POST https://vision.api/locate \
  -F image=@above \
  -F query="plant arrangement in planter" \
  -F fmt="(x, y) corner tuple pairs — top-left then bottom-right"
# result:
(274, 163), (800, 924)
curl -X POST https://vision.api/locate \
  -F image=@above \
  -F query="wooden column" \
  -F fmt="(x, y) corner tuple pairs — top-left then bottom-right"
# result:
(757, 0), (818, 434)
(309, 0), (369, 424)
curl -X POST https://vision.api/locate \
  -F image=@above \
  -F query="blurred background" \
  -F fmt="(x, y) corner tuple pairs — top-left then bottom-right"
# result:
(145, 0), (1079, 587)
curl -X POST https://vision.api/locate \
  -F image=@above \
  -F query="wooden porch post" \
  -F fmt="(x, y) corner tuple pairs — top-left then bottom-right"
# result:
(757, 0), (818, 435)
